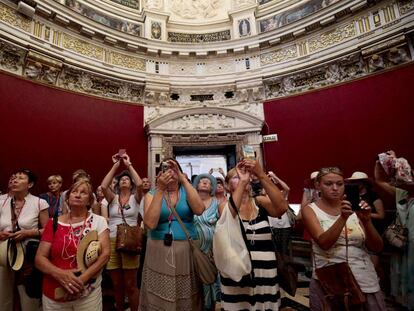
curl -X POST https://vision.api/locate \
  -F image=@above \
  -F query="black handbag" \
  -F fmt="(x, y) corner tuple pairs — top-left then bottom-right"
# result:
(268, 226), (298, 296)
(255, 197), (298, 296)
(23, 239), (43, 299)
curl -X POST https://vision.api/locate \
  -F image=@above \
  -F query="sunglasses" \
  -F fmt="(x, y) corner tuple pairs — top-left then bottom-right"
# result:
(317, 167), (344, 180)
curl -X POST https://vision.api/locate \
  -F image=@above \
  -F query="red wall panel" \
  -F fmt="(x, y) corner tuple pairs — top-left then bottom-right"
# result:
(263, 64), (414, 202)
(0, 73), (147, 194)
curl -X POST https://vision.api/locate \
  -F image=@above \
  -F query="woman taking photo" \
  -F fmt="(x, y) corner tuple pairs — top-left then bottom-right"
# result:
(219, 159), (288, 311)
(302, 167), (386, 311)
(140, 158), (205, 310)
(100, 152), (143, 311)
(0, 169), (49, 311)
(193, 173), (220, 311)
(35, 179), (110, 310)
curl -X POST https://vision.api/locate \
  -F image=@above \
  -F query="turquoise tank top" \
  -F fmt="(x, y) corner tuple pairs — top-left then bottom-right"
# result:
(149, 186), (198, 240)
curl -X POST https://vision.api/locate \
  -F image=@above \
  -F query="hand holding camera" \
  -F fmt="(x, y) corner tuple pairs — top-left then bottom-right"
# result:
(355, 201), (371, 224)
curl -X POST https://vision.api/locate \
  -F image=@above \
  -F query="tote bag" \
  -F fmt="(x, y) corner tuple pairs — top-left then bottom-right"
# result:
(213, 203), (251, 281)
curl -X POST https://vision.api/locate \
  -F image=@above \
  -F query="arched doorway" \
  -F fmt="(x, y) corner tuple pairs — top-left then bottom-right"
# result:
(145, 106), (264, 182)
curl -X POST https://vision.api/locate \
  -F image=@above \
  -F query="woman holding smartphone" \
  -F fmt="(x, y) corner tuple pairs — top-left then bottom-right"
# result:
(219, 159), (288, 311)
(301, 167), (385, 310)
(140, 159), (205, 310)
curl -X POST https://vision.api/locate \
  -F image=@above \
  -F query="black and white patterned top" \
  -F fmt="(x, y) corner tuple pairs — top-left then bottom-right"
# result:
(220, 203), (281, 311)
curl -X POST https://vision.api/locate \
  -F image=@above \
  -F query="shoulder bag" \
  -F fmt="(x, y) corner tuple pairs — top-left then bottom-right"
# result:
(213, 196), (253, 282)
(314, 225), (366, 310)
(116, 205), (143, 254)
(383, 209), (409, 251)
(259, 199), (298, 296)
(170, 206), (217, 285)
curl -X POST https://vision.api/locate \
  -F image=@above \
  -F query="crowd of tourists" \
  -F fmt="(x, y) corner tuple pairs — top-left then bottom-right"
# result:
(0, 150), (412, 311)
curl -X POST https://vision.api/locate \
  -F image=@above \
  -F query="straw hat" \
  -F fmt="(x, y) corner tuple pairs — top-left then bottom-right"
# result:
(0, 239), (25, 271)
(347, 171), (369, 181)
(76, 230), (100, 273)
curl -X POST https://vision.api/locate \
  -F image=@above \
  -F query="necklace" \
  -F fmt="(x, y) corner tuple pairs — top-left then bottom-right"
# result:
(118, 194), (131, 214)
(241, 199), (257, 245)
(248, 204), (258, 245)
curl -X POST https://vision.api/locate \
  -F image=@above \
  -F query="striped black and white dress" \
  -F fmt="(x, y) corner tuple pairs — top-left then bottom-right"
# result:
(220, 204), (281, 311)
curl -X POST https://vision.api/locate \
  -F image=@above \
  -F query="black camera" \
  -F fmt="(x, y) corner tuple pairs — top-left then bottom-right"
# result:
(164, 233), (173, 246)
(161, 162), (170, 173)
(251, 180), (263, 197)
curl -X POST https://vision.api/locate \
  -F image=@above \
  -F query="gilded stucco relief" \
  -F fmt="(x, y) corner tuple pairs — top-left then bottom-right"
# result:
(62, 34), (104, 60)
(0, 2), (31, 32)
(111, 52), (146, 71)
(308, 23), (356, 53)
(260, 45), (298, 65)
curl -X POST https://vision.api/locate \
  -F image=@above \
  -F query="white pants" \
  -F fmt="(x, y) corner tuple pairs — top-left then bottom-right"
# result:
(42, 287), (102, 311)
(0, 267), (41, 311)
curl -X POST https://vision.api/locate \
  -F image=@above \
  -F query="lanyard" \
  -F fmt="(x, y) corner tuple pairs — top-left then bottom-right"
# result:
(165, 189), (180, 232)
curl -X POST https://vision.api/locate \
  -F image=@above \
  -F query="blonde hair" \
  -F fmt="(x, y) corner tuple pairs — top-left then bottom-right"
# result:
(47, 174), (63, 184)
(316, 167), (344, 181)
(65, 180), (94, 209)
(225, 168), (237, 184)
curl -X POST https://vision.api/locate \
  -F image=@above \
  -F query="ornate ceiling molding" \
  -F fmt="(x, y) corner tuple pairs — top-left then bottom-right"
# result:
(0, 0), (413, 104)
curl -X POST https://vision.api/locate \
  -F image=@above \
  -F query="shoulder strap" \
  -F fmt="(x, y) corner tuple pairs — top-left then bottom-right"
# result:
(312, 223), (349, 269)
(229, 196), (255, 281)
(53, 214), (58, 235)
(344, 223), (349, 262)
(10, 197), (18, 232)
(229, 196), (251, 245)
(119, 196), (128, 225)
(170, 207), (192, 240)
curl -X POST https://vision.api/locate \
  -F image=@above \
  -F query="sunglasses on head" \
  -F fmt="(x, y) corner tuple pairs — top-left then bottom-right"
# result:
(317, 167), (344, 180)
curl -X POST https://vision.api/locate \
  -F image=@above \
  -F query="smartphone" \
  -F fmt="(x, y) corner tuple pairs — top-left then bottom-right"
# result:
(118, 149), (126, 158)
(161, 161), (169, 173)
(164, 233), (173, 246)
(344, 183), (360, 211)
(242, 145), (256, 160)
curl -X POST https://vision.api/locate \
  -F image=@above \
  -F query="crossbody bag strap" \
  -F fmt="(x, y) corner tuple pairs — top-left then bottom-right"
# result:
(229, 196), (255, 280)
(120, 206), (128, 225)
(169, 207), (192, 241)
(345, 223), (348, 262)
(10, 197), (18, 232)
(119, 196), (128, 225)
(229, 196), (250, 245)
(312, 222), (349, 268)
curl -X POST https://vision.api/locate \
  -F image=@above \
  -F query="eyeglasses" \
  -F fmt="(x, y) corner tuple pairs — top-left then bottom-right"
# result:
(317, 167), (344, 179)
